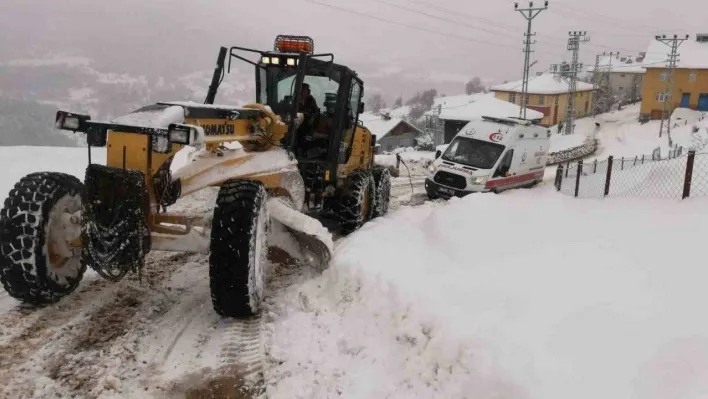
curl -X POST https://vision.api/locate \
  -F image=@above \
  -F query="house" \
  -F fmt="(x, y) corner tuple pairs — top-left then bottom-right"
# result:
(426, 93), (544, 143)
(640, 33), (708, 120)
(587, 53), (648, 106)
(360, 111), (425, 153)
(490, 73), (595, 127)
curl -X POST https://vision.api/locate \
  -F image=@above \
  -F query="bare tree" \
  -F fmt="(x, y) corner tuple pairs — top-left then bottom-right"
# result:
(367, 93), (387, 113)
(407, 89), (438, 121)
(465, 77), (486, 94)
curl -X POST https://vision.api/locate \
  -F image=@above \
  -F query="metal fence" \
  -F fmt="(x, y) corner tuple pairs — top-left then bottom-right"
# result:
(555, 149), (708, 200)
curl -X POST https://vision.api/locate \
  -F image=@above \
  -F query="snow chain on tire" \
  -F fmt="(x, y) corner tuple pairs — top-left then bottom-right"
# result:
(372, 167), (392, 218)
(0, 172), (86, 305)
(338, 170), (375, 235)
(82, 164), (151, 282)
(209, 180), (269, 318)
(153, 156), (181, 211)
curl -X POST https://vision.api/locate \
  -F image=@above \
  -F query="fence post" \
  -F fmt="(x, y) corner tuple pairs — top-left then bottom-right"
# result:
(641, 154), (645, 164)
(604, 156), (613, 197)
(565, 161), (570, 178)
(633, 156), (637, 166)
(682, 151), (696, 199)
(621, 157), (624, 170)
(555, 164), (563, 191)
(594, 159), (598, 173)
(575, 159), (583, 198)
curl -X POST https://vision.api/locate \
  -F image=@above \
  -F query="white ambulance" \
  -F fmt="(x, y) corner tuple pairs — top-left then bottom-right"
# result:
(425, 116), (550, 198)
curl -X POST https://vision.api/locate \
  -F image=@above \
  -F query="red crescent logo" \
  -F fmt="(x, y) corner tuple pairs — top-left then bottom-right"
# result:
(489, 132), (504, 142)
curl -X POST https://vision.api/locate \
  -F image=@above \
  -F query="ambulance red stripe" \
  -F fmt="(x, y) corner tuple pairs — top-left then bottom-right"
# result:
(485, 171), (544, 189)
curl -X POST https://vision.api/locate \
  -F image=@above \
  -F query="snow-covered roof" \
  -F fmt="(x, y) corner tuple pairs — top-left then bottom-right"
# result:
(433, 93), (489, 109)
(424, 93), (492, 116)
(360, 115), (422, 139)
(490, 73), (594, 95)
(643, 36), (708, 69)
(438, 96), (544, 122)
(584, 54), (649, 74)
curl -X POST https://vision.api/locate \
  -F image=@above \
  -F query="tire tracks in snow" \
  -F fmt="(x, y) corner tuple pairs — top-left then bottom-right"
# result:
(0, 274), (111, 384)
(158, 247), (308, 399)
(0, 251), (196, 399)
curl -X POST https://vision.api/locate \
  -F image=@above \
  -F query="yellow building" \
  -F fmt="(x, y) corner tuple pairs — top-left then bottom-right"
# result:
(490, 73), (595, 127)
(640, 34), (708, 119)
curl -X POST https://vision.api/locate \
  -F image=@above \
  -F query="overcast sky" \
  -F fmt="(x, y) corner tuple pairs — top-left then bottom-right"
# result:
(1, 0), (706, 102)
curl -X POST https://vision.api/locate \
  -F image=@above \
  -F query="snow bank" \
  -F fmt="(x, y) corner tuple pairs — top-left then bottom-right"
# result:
(267, 189), (708, 399)
(548, 130), (590, 153)
(374, 149), (434, 177)
(547, 138), (598, 165)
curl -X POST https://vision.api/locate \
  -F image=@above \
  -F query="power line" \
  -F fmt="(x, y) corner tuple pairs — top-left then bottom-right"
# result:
(408, 0), (649, 55)
(408, 0), (563, 42)
(549, 7), (659, 36)
(374, 0), (561, 56)
(555, 3), (694, 34)
(379, 0), (518, 41)
(304, 0), (545, 52)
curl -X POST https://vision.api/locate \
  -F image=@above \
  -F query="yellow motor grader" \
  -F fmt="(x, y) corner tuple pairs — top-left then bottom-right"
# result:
(0, 35), (392, 317)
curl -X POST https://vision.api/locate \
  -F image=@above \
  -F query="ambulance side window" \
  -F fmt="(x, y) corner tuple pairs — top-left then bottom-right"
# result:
(494, 150), (514, 177)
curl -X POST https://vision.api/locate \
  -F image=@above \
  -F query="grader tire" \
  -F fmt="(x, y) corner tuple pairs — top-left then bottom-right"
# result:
(0, 172), (86, 305)
(372, 167), (392, 218)
(339, 171), (375, 235)
(209, 180), (269, 318)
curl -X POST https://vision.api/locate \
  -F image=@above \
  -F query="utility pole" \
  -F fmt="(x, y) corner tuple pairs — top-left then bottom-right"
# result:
(552, 31), (589, 135)
(656, 34), (689, 144)
(514, 1), (549, 120)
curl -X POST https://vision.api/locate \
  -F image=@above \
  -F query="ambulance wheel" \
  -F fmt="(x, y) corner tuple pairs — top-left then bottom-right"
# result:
(372, 167), (391, 218)
(0, 172), (86, 305)
(339, 170), (375, 235)
(525, 180), (540, 189)
(209, 180), (269, 318)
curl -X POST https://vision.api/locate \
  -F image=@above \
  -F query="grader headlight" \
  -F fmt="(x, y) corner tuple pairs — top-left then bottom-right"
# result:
(167, 123), (204, 148)
(55, 111), (90, 131)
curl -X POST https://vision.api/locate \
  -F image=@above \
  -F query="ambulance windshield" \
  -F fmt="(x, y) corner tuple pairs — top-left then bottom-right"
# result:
(442, 137), (505, 169)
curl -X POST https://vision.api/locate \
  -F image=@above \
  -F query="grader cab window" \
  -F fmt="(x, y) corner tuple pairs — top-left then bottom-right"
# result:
(275, 76), (339, 112)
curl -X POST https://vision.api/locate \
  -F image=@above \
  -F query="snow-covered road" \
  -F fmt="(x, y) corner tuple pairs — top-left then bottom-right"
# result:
(3, 127), (708, 399)
(0, 146), (433, 399)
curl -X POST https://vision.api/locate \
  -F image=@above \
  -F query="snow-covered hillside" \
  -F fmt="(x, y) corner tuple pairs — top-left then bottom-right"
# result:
(0, 146), (106, 200)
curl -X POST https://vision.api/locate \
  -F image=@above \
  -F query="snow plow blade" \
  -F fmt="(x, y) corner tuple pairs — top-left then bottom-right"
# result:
(267, 198), (333, 270)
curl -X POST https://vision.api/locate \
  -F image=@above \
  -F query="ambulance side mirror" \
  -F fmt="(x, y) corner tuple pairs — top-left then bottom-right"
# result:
(435, 150), (442, 159)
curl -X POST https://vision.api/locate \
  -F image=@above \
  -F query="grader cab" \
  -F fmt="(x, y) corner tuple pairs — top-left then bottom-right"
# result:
(0, 35), (392, 318)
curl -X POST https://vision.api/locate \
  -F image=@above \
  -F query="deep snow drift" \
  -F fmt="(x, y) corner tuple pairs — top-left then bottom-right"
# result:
(265, 187), (708, 399)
